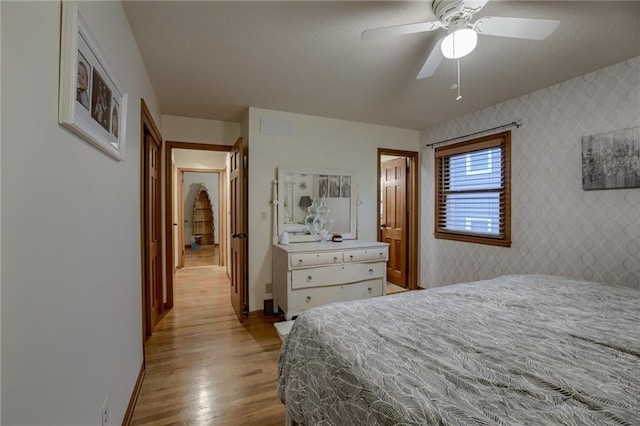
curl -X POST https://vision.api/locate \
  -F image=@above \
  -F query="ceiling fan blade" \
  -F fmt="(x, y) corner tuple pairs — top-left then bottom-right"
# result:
(474, 16), (560, 40)
(417, 38), (444, 79)
(459, 0), (490, 15)
(361, 20), (442, 40)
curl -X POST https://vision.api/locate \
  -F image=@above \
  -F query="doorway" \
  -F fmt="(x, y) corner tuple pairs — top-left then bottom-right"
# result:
(179, 169), (224, 269)
(164, 141), (232, 311)
(377, 148), (419, 291)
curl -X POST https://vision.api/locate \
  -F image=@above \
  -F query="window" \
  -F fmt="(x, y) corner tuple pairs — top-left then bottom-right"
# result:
(434, 131), (511, 247)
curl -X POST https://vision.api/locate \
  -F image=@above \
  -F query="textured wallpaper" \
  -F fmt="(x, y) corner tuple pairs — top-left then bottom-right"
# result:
(420, 57), (640, 290)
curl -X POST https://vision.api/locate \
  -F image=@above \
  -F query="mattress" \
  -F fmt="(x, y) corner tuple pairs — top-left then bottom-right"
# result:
(277, 274), (640, 425)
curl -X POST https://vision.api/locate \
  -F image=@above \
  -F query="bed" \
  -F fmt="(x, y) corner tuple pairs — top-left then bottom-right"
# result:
(277, 274), (640, 425)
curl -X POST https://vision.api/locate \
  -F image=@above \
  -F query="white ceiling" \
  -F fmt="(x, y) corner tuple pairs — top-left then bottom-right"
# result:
(123, 1), (640, 130)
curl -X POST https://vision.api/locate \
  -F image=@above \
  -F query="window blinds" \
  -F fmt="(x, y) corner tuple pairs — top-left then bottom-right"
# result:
(435, 132), (511, 247)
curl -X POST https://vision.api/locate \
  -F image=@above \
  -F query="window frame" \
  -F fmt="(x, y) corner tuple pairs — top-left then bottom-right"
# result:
(434, 131), (512, 247)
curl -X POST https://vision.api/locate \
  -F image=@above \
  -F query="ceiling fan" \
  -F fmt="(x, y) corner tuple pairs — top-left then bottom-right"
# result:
(362, 0), (560, 80)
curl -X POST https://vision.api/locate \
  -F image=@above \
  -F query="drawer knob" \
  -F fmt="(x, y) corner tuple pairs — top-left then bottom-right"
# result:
(306, 275), (312, 283)
(305, 296), (311, 303)
(369, 268), (373, 275)
(368, 287), (372, 294)
(298, 259), (303, 264)
(350, 255), (354, 259)
(333, 256), (338, 261)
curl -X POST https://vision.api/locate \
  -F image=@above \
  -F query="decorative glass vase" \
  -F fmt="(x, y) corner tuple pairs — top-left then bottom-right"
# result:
(313, 198), (334, 242)
(303, 198), (319, 236)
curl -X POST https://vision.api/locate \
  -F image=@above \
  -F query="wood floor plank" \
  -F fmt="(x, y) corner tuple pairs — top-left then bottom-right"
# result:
(130, 259), (285, 425)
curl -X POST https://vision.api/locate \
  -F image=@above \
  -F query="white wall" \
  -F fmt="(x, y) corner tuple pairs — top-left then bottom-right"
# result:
(1, 2), (161, 424)
(420, 57), (640, 290)
(162, 114), (241, 145)
(247, 107), (420, 312)
(173, 148), (228, 169)
(0, 2), (3, 420)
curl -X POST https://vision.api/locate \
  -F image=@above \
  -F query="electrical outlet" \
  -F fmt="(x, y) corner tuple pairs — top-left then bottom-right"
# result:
(102, 397), (109, 426)
(265, 283), (273, 293)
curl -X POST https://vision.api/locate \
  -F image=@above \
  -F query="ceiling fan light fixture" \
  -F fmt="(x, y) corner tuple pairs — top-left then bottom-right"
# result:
(441, 28), (477, 59)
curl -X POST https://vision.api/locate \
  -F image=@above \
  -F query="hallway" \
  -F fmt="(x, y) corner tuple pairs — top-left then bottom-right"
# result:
(131, 259), (285, 425)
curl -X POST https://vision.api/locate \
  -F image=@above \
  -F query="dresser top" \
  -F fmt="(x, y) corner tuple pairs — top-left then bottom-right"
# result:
(273, 239), (388, 253)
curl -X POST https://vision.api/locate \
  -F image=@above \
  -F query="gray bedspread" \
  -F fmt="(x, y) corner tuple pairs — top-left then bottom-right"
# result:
(277, 274), (640, 425)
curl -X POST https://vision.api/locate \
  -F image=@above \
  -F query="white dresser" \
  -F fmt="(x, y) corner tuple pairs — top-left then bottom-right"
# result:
(273, 240), (389, 320)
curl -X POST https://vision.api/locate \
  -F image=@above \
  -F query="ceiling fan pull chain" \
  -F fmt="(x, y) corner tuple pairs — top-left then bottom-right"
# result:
(448, 34), (462, 100)
(450, 41), (458, 93)
(451, 62), (457, 91)
(456, 58), (462, 101)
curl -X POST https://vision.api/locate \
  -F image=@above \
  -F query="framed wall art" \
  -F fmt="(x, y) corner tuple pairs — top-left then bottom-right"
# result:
(58, 1), (127, 161)
(329, 175), (340, 198)
(582, 126), (640, 190)
(340, 175), (351, 198)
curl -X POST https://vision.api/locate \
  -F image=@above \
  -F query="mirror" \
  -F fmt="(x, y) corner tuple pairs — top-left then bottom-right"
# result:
(277, 166), (356, 243)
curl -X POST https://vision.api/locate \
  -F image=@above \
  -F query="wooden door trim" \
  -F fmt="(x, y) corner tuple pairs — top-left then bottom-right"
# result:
(140, 99), (163, 342)
(377, 148), (420, 290)
(168, 141), (232, 152)
(179, 167), (224, 173)
(165, 141), (232, 311)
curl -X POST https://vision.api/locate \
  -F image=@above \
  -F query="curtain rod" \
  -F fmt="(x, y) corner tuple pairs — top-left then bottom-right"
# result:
(425, 120), (522, 149)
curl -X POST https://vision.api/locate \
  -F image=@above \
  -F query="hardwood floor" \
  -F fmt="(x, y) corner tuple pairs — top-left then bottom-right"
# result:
(386, 281), (409, 294)
(130, 262), (285, 425)
(184, 244), (219, 268)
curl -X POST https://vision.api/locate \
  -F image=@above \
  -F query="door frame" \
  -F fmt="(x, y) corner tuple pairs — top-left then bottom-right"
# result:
(178, 167), (226, 269)
(164, 141), (232, 310)
(377, 148), (420, 290)
(140, 99), (164, 341)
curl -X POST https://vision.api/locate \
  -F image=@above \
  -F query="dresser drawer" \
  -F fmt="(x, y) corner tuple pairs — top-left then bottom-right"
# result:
(291, 279), (384, 310)
(344, 247), (388, 263)
(291, 262), (385, 289)
(291, 251), (342, 268)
